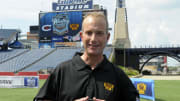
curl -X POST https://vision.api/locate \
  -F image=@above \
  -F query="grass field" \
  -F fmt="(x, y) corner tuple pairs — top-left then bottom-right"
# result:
(0, 80), (180, 101)
(0, 80), (46, 101)
(141, 80), (180, 101)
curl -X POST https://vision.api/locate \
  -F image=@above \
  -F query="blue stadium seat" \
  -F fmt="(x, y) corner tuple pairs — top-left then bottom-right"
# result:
(23, 47), (81, 71)
(0, 47), (112, 72)
(0, 48), (54, 72)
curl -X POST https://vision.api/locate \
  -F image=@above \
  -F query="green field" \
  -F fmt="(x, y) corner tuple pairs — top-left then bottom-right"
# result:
(0, 80), (46, 101)
(141, 80), (180, 101)
(0, 80), (180, 101)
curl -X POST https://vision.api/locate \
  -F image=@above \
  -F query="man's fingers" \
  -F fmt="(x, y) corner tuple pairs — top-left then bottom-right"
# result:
(93, 97), (105, 101)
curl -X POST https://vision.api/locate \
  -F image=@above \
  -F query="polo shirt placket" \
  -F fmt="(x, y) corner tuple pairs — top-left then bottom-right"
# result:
(86, 69), (97, 99)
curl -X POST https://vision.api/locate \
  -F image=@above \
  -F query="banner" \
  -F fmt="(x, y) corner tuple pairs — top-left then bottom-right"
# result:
(39, 43), (54, 48)
(39, 11), (82, 43)
(0, 76), (39, 88)
(131, 78), (155, 101)
(52, 0), (93, 11)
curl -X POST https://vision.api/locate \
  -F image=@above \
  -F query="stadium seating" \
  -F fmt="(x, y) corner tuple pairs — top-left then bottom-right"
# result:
(0, 47), (112, 72)
(0, 49), (28, 64)
(0, 48), (54, 72)
(23, 47), (81, 71)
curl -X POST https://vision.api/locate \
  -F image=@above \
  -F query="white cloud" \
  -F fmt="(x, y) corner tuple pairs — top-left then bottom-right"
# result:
(126, 0), (180, 47)
(0, 0), (52, 34)
(0, 0), (179, 47)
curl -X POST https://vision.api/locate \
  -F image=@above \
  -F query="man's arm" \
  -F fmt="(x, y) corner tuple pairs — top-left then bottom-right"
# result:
(34, 67), (59, 101)
(114, 66), (139, 101)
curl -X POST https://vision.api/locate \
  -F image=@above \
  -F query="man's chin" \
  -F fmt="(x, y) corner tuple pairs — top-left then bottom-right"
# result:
(87, 51), (102, 56)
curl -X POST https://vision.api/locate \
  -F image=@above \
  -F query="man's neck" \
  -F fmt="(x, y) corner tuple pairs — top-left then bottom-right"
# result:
(81, 53), (104, 70)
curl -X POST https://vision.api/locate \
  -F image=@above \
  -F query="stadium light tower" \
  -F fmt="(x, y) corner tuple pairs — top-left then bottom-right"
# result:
(112, 0), (131, 48)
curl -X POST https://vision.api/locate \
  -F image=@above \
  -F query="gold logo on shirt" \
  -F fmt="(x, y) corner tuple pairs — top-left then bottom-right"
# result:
(104, 82), (114, 91)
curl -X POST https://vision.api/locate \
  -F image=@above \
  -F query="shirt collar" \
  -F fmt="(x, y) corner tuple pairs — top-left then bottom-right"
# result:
(72, 52), (110, 72)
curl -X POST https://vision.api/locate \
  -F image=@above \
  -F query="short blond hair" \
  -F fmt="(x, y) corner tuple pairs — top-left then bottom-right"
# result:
(82, 12), (109, 33)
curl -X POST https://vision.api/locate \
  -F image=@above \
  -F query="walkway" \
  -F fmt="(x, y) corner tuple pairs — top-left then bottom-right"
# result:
(140, 75), (180, 80)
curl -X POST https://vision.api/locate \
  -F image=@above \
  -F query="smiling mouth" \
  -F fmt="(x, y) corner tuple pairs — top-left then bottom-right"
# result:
(89, 44), (99, 48)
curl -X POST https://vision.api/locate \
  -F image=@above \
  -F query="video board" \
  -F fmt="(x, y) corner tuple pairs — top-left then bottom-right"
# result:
(39, 11), (82, 43)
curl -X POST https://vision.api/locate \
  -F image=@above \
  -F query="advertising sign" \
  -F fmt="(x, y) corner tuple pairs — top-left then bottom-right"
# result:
(39, 42), (54, 48)
(52, 0), (93, 11)
(39, 11), (82, 43)
(0, 76), (39, 88)
(131, 78), (155, 101)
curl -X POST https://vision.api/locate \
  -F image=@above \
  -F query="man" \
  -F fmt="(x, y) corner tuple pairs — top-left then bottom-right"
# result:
(34, 12), (139, 101)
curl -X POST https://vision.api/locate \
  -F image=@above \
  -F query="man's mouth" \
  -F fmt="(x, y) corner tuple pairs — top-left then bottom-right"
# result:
(89, 44), (99, 48)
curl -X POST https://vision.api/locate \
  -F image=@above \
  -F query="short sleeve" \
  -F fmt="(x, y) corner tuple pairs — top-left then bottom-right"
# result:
(34, 68), (60, 101)
(115, 67), (139, 101)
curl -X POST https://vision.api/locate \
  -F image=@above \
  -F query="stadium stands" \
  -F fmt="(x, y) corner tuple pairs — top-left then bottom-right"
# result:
(0, 48), (54, 72)
(0, 47), (112, 72)
(0, 49), (28, 64)
(23, 47), (82, 71)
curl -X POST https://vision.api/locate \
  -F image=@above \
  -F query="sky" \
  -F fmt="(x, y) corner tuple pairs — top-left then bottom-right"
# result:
(0, 0), (180, 66)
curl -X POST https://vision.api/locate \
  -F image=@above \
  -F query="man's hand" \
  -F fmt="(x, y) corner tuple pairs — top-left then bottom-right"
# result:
(74, 96), (89, 101)
(74, 96), (105, 101)
(93, 97), (105, 101)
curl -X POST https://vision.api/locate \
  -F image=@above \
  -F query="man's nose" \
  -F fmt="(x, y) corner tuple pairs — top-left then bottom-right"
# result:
(90, 33), (97, 41)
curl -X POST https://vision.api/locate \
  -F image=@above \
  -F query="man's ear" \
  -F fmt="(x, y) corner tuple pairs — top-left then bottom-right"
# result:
(107, 32), (110, 41)
(80, 31), (83, 39)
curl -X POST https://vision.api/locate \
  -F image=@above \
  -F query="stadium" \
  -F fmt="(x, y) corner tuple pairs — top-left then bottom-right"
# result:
(0, 0), (113, 88)
(0, 1), (115, 100)
(0, 46), (112, 74)
(1, 0), (180, 101)
(0, 0), (114, 100)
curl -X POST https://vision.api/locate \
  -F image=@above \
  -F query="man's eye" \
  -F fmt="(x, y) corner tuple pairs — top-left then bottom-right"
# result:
(86, 31), (92, 35)
(96, 31), (104, 35)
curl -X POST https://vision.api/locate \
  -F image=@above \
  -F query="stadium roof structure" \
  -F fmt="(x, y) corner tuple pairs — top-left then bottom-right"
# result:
(0, 29), (21, 45)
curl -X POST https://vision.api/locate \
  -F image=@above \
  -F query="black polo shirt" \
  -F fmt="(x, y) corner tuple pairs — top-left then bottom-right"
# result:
(34, 53), (139, 101)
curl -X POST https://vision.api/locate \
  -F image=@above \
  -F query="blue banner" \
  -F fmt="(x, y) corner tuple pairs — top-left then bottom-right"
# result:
(52, 0), (93, 11)
(24, 77), (38, 88)
(39, 43), (54, 48)
(131, 78), (155, 101)
(39, 11), (82, 42)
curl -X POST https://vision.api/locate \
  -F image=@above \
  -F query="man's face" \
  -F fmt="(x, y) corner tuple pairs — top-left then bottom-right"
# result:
(80, 16), (110, 56)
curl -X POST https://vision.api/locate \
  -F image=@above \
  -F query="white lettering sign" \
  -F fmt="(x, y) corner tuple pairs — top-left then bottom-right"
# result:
(58, 0), (91, 5)
(0, 76), (39, 88)
(56, 4), (89, 10)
